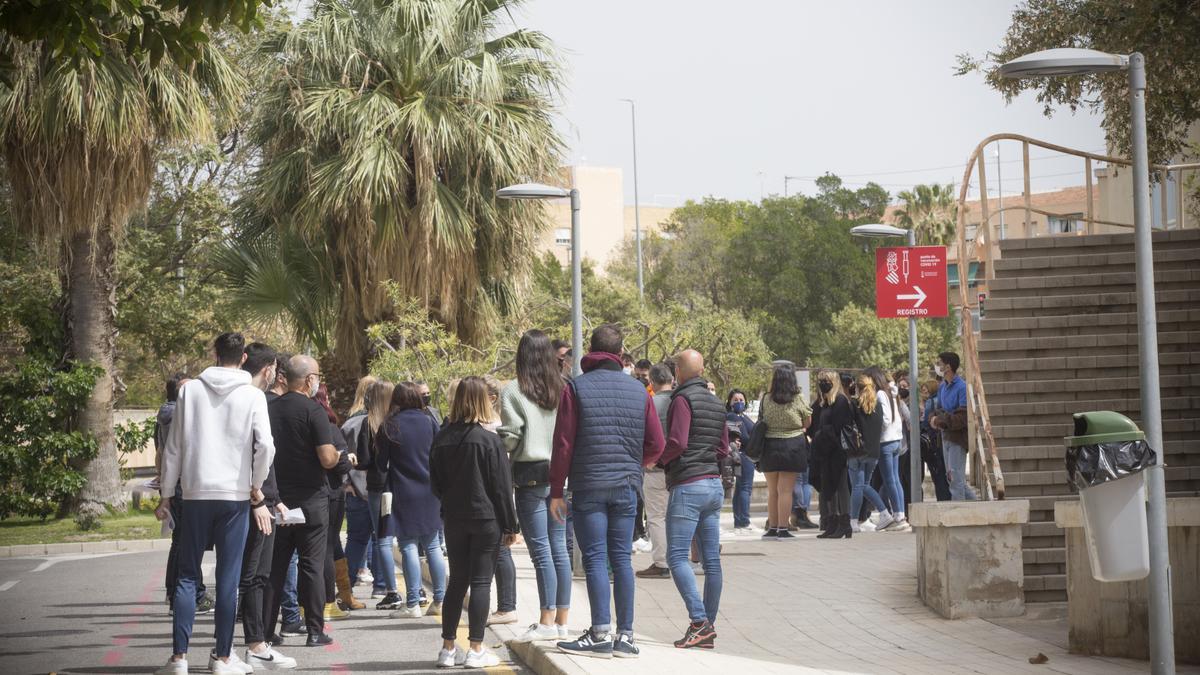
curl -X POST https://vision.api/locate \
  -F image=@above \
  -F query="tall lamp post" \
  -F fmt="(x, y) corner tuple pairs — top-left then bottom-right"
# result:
(999, 47), (1174, 673)
(851, 223), (922, 505)
(619, 98), (644, 301)
(498, 183), (583, 376)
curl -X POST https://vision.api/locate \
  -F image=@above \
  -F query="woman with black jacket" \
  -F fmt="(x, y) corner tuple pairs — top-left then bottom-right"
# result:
(807, 370), (854, 539)
(429, 376), (519, 669)
(848, 372), (890, 534)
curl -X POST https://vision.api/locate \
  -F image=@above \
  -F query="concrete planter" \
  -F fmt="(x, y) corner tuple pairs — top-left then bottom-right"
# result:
(910, 500), (1030, 619)
(1054, 496), (1200, 664)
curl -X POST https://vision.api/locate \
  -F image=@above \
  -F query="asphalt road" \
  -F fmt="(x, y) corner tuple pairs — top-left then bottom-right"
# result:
(0, 550), (522, 675)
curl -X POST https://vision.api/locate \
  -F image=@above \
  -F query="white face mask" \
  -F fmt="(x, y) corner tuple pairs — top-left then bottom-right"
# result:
(308, 375), (321, 398)
(934, 364), (945, 378)
(622, 366), (633, 375)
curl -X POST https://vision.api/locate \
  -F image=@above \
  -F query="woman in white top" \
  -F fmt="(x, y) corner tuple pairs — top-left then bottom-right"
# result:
(867, 366), (909, 531)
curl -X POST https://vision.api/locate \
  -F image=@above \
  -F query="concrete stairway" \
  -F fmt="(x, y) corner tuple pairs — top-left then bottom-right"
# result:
(978, 228), (1200, 602)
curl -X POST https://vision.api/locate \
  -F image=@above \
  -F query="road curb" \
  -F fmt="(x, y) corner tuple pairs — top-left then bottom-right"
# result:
(501, 635), (591, 675)
(0, 537), (171, 558)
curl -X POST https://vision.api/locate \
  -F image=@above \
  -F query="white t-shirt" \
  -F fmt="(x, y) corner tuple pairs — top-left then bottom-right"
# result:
(879, 389), (904, 443)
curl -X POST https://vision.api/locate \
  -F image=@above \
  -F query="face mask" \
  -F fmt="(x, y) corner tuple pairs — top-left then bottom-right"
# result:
(308, 375), (320, 398)
(934, 364), (945, 377)
(898, 387), (910, 400)
(732, 401), (746, 413)
(421, 393), (432, 408)
(818, 381), (833, 394)
(622, 366), (633, 375)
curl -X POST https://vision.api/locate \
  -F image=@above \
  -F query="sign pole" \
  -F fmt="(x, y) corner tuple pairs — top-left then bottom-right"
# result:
(907, 230), (923, 504)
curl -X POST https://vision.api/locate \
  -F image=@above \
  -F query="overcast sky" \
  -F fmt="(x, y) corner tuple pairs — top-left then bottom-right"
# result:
(515, 0), (1106, 206)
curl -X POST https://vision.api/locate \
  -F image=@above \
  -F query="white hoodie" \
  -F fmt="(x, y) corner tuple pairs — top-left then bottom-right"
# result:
(160, 366), (275, 501)
(879, 388), (904, 444)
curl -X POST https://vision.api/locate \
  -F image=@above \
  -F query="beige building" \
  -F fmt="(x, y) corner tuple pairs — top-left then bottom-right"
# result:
(535, 165), (675, 272)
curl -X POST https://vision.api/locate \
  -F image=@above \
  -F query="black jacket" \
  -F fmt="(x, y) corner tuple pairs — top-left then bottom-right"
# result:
(429, 422), (519, 534)
(808, 394), (854, 461)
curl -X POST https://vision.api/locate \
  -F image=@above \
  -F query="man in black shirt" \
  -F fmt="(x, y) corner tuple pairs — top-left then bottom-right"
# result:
(263, 354), (340, 647)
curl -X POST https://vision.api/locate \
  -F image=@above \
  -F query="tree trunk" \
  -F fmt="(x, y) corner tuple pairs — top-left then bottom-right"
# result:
(66, 227), (125, 517)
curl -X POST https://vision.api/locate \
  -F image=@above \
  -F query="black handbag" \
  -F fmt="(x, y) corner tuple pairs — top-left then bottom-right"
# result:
(744, 398), (769, 461)
(511, 460), (550, 487)
(839, 423), (865, 459)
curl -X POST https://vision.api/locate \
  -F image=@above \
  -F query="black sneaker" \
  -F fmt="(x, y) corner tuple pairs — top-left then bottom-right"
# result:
(419, 588), (430, 608)
(267, 633), (285, 645)
(635, 564), (670, 579)
(280, 622), (305, 637)
(557, 629), (613, 659)
(375, 592), (402, 610)
(761, 528), (779, 541)
(195, 594), (215, 615)
(613, 633), (640, 658)
(776, 529), (797, 540)
(306, 631), (334, 647)
(673, 620), (716, 649)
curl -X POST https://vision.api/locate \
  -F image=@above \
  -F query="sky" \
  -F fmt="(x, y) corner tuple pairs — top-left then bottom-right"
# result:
(515, 0), (1107, 207)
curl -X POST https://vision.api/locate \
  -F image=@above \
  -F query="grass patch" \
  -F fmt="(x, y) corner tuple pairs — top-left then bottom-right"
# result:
(0, 500), (167, 547)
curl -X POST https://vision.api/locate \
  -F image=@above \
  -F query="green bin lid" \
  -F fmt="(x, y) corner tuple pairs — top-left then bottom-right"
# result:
(1065, 411), (1145, 447)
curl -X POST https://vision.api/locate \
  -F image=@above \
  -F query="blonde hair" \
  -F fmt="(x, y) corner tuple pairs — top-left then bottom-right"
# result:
(366, 380), (394, 433)
(348, 375), (378, 416)
(856, 374), (878, 415)
(482, 375), (504, 422)
(449, 376), (494, 424)
(816, 370), (842, 405)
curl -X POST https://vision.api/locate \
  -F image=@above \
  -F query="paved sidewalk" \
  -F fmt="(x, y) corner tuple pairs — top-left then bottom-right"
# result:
(495, 514), (1195, 675)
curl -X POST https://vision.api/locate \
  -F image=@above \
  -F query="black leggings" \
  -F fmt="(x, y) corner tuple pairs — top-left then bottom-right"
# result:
(324, 493), (346, 599)
(442, 520), (501, 643)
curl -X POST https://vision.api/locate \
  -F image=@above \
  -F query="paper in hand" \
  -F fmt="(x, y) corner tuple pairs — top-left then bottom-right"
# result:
(274, 507), (307, 525)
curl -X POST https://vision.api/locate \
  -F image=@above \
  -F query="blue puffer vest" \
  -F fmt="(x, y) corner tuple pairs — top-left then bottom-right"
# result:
(568, 366), (648, 492)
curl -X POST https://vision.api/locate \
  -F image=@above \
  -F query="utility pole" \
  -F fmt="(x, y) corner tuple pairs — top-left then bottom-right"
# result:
(620, 98), (644, 301)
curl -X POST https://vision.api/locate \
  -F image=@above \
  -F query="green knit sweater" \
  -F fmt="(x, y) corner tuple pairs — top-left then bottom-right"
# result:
(497, 379), (558, 463)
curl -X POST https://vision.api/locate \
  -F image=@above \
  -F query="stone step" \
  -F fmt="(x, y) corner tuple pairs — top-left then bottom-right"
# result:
(993, 417), (1200, 441)
(979, 357), (1198, 385)
(979, 330), (1200, 356)
(984, 288), (1200, 319)
(995, 228), (1200, 260)
(988, 268), (1200, 300)
(1022, 546), (1066, 566)
(984, 373), (1200, 403)
(992, 246), (1198, 277)
(980, 309), (1200, 340)
(989, 394), (1200, 420)
(1026, 588), (1068, 603)
(1021, 573), (1067, 593)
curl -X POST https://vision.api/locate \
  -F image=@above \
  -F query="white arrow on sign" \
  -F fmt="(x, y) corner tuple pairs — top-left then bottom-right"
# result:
(897, 285), (927, 308)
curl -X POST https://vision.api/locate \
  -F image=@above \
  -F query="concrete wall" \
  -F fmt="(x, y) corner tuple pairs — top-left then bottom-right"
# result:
(1055, 498), (1200, 664)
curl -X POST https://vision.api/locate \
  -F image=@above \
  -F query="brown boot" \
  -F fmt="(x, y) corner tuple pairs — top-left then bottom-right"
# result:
(335, 558), (365, 610)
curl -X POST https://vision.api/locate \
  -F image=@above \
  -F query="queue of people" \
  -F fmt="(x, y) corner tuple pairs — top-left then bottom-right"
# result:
(152, 326), (969, 671)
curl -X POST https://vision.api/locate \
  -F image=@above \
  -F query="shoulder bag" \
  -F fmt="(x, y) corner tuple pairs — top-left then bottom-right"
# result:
(744, 397), (770, 461)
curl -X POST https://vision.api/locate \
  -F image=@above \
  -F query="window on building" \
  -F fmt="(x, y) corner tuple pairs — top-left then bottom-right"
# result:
(1048, 213), (1083, 234)
(554, 228), (571, 246)
(1151, 174), (1179, 230)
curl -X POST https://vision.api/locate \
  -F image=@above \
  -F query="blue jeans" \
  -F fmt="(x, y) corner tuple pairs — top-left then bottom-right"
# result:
(344, 493), (371, 582)
(282, 552), (300, 626)
(666, 478), (724, 625)
(396, 532), (446, 607)
(944, 439), (978, 501)
(878, 441), (906, 514)
(172, 499), (249, 658)
(365, 492), (396, 592)
(793, 467), (813, 511)
(847, 458), (886, 520)
(572, 484), (638, 635)
(733, 453), (755, 527)
(516, 485), (571, 610)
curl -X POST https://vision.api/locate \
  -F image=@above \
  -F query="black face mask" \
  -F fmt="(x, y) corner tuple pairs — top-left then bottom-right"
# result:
(421, 394), (432, 408)
(898, 387), (910, 400)
(818, 381), (833, 394)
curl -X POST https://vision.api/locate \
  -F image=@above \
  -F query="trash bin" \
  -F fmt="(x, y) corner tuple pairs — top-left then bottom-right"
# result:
(1064, 411), (1157, 582)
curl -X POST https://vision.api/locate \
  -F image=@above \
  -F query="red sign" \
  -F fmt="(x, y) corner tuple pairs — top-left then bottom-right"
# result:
(874, 246), (948, 319)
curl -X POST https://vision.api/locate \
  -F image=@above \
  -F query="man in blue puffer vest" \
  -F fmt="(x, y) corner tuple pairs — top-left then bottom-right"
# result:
(549, 324), (666, 659)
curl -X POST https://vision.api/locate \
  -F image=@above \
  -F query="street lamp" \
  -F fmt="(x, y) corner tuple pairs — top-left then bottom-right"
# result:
(497, 183), (583, 376)
(619, 99), (644, 301)
(850, 223), (922, 505)
(1000, 47), (1174, 672)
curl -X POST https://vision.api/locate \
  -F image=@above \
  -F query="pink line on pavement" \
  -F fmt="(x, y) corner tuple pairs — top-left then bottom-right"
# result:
(100, 565), (162, 667)
(323, 624), (350, 673)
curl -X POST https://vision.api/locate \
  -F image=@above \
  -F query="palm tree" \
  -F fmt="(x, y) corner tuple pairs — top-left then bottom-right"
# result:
(893, 183), (958, 246)
(0, 36), (243, 515)
(240, 0), (564, 377)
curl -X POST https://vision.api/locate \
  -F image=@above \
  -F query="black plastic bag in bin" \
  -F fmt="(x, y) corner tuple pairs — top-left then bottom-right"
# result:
(1065, 440), (1157, 492)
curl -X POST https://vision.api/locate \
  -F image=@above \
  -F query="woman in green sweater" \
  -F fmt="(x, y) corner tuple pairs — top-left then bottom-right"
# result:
(498, 329), (572, 642)
(757, 363), (812, 541)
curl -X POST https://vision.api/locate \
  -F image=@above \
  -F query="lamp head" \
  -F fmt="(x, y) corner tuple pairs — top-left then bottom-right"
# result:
(496, 183), (571, 200)
(999, 48), (1127, 79)
(851, 223), (910, 239)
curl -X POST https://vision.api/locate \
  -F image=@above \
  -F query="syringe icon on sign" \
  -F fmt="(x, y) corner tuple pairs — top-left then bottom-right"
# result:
(902, 249), (910, 285)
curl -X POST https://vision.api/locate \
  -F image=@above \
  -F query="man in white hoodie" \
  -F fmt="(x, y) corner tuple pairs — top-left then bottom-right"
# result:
(156, 332), (275, 675)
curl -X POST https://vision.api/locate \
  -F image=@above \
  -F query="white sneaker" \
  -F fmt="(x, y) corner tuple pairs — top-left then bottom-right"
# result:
(557, 624), (570, 639)
(246, 645), (297, 670)
(486, 610), (517, 625)
(860, 521), (877, 532)
(632, 537), (652, 553)
(464, 648), (501, 669)
(209, 653), (250, 675)
(875, 511), (895, 531)
(437, 647), (466, 668)
(154, 658), (188, 675)
(514, 623), (560, 643)
(425, 601), (443, 616)
(390, 604), (424, 618)
(885, 517), (913, 533)
(357, 569), (373, 584)
(850, 520), (861, 533)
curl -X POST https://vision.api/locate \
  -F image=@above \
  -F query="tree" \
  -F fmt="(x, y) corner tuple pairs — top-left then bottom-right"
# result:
(0, 32), (243, 516)
(814, 173), (890, 220)
(814, 302), (958, 374)
(956, 0), (1200, 166)
(892, 183), (958, 246)
(240, 0), (565, 381)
